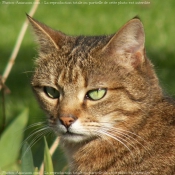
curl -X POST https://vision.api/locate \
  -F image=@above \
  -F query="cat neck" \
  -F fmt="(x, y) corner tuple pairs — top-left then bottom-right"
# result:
(63, 135), (145, 173)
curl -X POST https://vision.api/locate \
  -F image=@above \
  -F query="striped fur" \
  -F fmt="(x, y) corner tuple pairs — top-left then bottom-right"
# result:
(28, 15), (175, 174)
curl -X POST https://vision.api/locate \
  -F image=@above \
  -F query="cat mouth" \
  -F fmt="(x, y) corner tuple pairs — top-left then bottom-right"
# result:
(63, 131), (84, 137)
(59, 129), (95, 142)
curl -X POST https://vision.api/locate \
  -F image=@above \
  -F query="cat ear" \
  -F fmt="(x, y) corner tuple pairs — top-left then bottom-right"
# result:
(27, 14), (66, 52)
(102, 18), (145, 68)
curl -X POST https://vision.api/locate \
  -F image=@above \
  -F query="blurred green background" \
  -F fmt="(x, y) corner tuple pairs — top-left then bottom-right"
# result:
(0, 0), (175, 172)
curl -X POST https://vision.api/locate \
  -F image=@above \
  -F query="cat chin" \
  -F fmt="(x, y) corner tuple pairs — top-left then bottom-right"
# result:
(59, 133), (93, 143)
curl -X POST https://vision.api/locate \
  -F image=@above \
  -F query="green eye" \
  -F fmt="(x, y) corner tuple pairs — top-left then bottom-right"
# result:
(86, 88), (107, 101)
(44, 86), (60, 99)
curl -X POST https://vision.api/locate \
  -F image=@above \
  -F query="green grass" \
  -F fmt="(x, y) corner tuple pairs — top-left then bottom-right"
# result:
(0, 0), (175, 171)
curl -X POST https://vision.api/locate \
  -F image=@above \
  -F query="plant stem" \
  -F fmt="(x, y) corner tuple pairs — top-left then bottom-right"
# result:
(0, 88), (6, 136)
(0, 0), (40, 91)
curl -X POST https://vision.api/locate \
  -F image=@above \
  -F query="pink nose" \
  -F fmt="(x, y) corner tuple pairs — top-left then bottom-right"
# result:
(59, 115), (77, 128)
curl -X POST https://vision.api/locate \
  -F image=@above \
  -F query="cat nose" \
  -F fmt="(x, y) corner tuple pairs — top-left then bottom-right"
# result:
(59, 115), (77, 128)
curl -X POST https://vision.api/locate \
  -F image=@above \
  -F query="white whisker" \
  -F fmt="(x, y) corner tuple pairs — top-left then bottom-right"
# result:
(111, 127), (145, 141)
(21, 124), (48, 147)
(21, 126), (52, 157)
(109, 127), (150, 154)
(98, 129), (134, 157)
(23, 121), (46, 132)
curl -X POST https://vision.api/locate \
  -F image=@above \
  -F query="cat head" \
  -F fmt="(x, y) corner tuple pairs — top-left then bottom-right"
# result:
(28, 15), (162, 143)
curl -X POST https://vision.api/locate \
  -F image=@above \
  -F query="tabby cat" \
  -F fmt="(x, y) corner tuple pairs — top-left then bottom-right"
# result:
(27, 15), (175, 174)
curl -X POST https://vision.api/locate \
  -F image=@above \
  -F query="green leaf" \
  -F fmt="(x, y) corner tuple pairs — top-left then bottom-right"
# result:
(44, 137), (54, 175)
(21, 141), (34, 174)
(33, 167), (39, 175)
(0, 108), (28, 169)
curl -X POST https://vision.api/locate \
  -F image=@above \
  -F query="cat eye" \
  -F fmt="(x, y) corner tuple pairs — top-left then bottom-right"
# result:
(86, 88), (107, 101)
(44, 86), (60, 99)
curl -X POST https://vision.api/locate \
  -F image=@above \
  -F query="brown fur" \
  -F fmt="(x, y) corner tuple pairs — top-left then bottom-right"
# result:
(27, 15), (175, 174)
